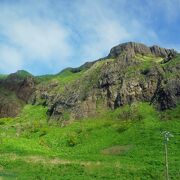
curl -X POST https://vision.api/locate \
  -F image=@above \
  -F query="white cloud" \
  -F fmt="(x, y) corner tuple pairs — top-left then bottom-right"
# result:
(0, 45), (23, 73)
(0, 2), (72, 74)
(80, 20), (131, 60)
(68, 0), (158, 63)
(7, 19), (70, 60)
(0, 0), (171, 74)
(145, 0), (180, 23)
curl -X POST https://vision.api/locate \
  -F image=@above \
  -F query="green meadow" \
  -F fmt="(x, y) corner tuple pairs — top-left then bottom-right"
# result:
(0, 103), (179, 179)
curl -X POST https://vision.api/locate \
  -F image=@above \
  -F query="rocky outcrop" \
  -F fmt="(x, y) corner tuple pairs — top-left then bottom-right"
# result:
(31, 42), (179, 122)
(151, 78), (180, 110)
(108, 42), (177, 59)
(0, 71), (36, 117)
(1, 42), (179, 121)
(0, 89), (24, 118)
(1, 71), (36, 103)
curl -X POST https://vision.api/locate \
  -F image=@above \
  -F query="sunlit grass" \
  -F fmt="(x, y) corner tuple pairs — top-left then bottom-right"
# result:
(0, 103), (179, 179)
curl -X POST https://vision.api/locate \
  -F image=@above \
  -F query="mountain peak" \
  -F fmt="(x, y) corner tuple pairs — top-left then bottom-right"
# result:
(108, 42), (177, 59)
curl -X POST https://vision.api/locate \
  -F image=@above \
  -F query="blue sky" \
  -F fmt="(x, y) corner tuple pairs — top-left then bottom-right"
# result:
(0, 0), (180, 75)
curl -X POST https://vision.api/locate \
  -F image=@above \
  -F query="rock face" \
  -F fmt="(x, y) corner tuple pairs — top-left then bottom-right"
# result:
(0, 90), (24, 118)
(0, 71), (36, 117)
(0, 42), (179, 121)
(31, 42), (179, 122)
(108, 42), (176, 59)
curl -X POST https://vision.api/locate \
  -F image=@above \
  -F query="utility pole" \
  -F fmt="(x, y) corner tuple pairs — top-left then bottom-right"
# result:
(162, 131), (173, 180)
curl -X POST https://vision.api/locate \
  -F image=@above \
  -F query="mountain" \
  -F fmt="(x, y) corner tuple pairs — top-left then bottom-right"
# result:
(0, 42), (180, 179)
(0, 70), (35, 117)
(0, 42), (179, 121)
(33, 42), (179, 122)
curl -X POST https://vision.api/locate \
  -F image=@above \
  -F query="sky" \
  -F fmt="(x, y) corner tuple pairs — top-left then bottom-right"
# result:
(0, 0), (180, 75)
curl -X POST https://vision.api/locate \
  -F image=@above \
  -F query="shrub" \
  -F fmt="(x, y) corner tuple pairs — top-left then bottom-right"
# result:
(62, 111), (70, 121)
(39, 127), (48, 137)
(66, 131), (79, 147)
(118, 104), (143, 121)
(0, 119), (5, 125)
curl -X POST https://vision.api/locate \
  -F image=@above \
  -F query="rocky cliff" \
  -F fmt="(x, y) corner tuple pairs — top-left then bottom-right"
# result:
(31, 42), (180, 122)
(0, 42), (179, 121)
(0, 70), (36, 117)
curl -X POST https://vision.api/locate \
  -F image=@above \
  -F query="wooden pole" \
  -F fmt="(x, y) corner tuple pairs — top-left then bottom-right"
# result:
(164, 139), (169, 180)
(163, 131), (173, 180)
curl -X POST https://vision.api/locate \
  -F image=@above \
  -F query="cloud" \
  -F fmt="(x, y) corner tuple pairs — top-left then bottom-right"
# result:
(7, 19), (70, 60)
(156, 0), (180, 22)
(66, 0), (158, 64)
(0, 0), (177, 75)
(0, 1), (72, 74)
(0, 45), (23, 73)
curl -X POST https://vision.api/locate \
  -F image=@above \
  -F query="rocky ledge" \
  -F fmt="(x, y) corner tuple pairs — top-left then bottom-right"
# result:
(108, 42), (177, 59)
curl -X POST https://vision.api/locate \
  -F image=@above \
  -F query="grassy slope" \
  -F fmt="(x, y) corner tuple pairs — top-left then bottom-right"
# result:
(0, 87), (24, 111)
(0, 74), (7, 80)
(0, 103), (179, 179)
(0, 55), (179, 179)
(35, 59), (114, 99)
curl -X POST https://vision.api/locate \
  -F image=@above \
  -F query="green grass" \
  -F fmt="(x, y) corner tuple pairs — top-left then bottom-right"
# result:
(161, 54), (180, 68)
(0, 55), (179, 179)
(161, 54), (180, 78)
(135, 54), (163, 63)
(36, 69), (86, 95)
(35, 59), (114, 104)
(0, 74), (7, 80)
(37, 69), (84, 83)
(13, 70), (32, 78)
(125, 54), (161, 77)
(0, 103), (179, 179)
(0, 87), (19, 102)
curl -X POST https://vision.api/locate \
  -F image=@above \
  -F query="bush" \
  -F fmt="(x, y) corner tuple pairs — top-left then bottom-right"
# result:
(116, 122), (131, 133)
(39, 127), (48, 137)
(0, 120), (5, 125)
(118, 104), (143, 121)
(66, 131), (79, 147)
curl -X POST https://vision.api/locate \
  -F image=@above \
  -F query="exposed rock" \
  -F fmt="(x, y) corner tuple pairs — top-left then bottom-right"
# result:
(150, 45), (176, 58)
(0, 42), (179, 121)
(0, 97), (24, 118)
(43, 42), (179, 121)
(108, 42), (177, 59)
(152, 78), (180, 110)
(0, 71), (36, 117)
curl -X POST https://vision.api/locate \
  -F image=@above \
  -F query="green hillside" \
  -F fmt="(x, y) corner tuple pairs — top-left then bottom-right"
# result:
(0, 42), (179, 179)
(0, 103), (179, 179)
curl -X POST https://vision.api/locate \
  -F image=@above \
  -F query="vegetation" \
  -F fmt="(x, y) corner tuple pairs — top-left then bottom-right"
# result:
(13, 70), (33, 78)
(0, 45), (179, 179)
(0, 74), (7, 80)
(0, 103), (179, 179)
(125, 54), (160, 77)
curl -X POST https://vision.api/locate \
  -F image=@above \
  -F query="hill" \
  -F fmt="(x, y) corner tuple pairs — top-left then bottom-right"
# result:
(32, 42), (180, 123)
(0, 42), (179, 179)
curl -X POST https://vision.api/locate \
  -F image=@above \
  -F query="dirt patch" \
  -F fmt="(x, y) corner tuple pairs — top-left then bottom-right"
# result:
(0, 153), (102, 167)
(101, 145), (132, 155)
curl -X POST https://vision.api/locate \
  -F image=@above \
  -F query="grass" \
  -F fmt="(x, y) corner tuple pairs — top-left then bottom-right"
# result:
(35, 59), (114, 104)
(37, 68), (85, 84)
(0, 54), (179, 179)
(0, 87), (19, 102)
(0, 103), (179, 179)
(161, 54), (180, 68)
(125, 54), (161, 77)
(0, 74), (7, 80)
(36, 68), (86, 95)
(13, 70), (32, 78)
(161, 54), (180, 78)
